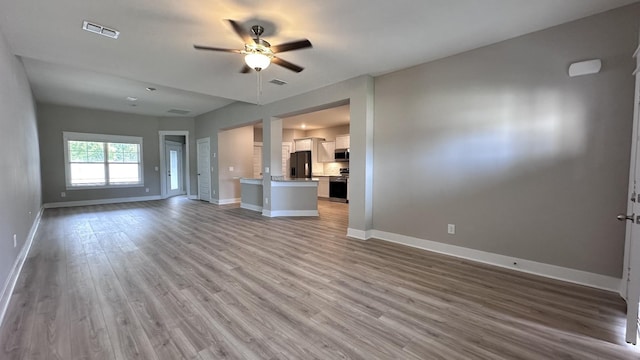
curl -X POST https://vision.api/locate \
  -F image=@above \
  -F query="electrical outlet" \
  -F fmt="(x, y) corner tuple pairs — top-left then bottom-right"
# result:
(265, 167), (270, 174)
(145, 188), (149, 193)
(265, 197), (269, 205)
(229, 166), (234, 172)
(447, 224), (456, 235)
(13, 234), (17, 248)
(60, 192), (66, 198)
(213, 190), (216, 195)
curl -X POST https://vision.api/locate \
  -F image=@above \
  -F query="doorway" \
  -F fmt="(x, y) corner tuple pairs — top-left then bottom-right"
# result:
(165, 141), (184, 197)
(159, 131), (191, 199)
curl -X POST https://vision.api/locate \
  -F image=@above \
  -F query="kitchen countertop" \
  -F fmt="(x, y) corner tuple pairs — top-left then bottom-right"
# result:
(274, 178), (319, 182)
(240, 178), (263, 185)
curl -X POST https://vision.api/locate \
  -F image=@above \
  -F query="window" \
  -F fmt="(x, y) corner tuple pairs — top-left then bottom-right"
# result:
(63, 132), (143, 189)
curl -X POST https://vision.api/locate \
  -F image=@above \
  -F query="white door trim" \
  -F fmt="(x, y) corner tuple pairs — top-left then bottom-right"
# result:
(159, 131), (190, 199)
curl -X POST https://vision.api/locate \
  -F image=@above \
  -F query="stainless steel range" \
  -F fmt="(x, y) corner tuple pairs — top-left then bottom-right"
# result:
(329, 168), (349, 203)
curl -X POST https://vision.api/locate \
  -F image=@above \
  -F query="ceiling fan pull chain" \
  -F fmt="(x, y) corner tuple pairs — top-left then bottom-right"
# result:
(256, 70), (262, 105)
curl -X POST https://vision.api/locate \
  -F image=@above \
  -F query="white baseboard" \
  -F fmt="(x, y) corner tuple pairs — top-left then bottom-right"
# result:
(44, 195), (162, 208)
(213, 198), (240, 205)
(262, 210), (319, 217)
(0, 206), (43, 327)
(188, 195), (198, 200)
(347, 228), (373, 240)
(241, 202), (263, 212)
(367, 229), (621, 293)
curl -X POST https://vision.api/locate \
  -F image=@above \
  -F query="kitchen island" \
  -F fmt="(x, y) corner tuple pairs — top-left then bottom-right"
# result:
(239, 178), (263, 212)
(240, 178), (319, 217)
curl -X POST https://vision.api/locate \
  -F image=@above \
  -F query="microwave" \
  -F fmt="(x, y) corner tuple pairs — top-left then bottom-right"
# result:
(334, 149), (349, 161)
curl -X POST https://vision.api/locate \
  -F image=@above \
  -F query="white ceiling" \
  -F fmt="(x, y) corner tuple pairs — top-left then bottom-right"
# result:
(0, 0), (636, 117)
(282, 105), (350, 130)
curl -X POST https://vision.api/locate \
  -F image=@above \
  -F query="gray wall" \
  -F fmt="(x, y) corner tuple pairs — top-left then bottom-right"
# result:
(373, 5), (640, 277)
(37, 103), (196, 203)
(0, 30), (41, 301)
(218, 125), (254, 201)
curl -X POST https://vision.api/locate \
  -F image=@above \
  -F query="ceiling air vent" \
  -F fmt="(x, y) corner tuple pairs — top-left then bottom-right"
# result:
(82, 20), (120, 39)
(269, 78), (288, 86)
(167, 109), (191, 115)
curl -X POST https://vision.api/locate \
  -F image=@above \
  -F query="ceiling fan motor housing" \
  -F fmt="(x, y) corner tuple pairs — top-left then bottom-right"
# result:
(251, 25), (265, 37)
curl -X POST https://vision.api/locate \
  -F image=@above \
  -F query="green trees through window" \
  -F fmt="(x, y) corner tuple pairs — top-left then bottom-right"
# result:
(64, 133), (143, 188)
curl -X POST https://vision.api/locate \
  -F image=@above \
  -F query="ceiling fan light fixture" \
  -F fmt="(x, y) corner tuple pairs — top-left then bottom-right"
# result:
(244, 53), (271, 71)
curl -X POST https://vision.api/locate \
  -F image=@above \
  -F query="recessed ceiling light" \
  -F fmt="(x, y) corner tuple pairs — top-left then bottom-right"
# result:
(301, 124), (306, 129)
(146, 87), (157, 92)
(126, 96), (138, 101)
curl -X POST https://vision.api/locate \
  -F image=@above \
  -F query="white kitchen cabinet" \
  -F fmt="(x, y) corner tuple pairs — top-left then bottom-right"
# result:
(294, 138), (312, 151)
(319, 141), (335, 162)
(317, 177), (330, 198)
(335, 134), (350, 150)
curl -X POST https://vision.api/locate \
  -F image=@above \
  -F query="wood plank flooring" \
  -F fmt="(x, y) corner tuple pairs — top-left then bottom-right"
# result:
(1, 197), (639, 359)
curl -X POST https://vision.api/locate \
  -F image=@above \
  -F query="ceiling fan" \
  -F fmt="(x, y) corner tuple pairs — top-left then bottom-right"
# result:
(194, 19), (312, 73)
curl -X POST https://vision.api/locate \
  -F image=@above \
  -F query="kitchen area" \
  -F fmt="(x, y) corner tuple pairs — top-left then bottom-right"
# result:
(289, 132), (350, 203)
(239, 104), (350, 216)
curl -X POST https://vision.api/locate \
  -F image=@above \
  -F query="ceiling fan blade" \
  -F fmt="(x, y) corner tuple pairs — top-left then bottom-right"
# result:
(193, 45), (242, 53)
(271, 39), (312, 53)
(240, 64), (252, 73)
(227, 19), (254, 44)
(272, 57), (304, 73)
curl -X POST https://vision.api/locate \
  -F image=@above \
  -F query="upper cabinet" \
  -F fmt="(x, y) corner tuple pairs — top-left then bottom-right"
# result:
(335, 134), (350, 149)
(319, 141), (335, 162)
(294, 138), (312, 151)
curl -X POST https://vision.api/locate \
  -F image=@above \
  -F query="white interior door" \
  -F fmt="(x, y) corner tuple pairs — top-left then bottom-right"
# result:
(165, 142), (183, 197)
(622, 43), (640, 345)
(197, 138), (211, 202)
(253, 144), (263, 178)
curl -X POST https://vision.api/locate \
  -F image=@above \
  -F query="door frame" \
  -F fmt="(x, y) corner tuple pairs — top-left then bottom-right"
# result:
(159, 131), (191, 199)
(197, 137), (212, 202)
(621, 45), (640, 345)
(165, 140), (185, 197)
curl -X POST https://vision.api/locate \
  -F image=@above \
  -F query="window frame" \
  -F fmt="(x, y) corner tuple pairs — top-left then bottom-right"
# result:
(63, 131), (144, 190)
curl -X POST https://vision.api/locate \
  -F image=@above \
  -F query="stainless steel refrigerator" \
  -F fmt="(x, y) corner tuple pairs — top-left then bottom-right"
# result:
(290, 151), (312, 178)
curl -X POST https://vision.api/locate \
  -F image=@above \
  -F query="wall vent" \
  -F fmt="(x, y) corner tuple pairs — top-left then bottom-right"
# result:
(82, 20), (120, 39)
(167, 109), (191, 115)
(269, 78), (288, 86)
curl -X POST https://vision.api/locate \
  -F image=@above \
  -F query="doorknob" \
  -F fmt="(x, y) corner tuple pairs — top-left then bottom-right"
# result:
(617, 213), (635, 222)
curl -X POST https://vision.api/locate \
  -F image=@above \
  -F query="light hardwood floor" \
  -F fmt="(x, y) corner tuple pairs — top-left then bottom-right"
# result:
(1, 197), (639, 359)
